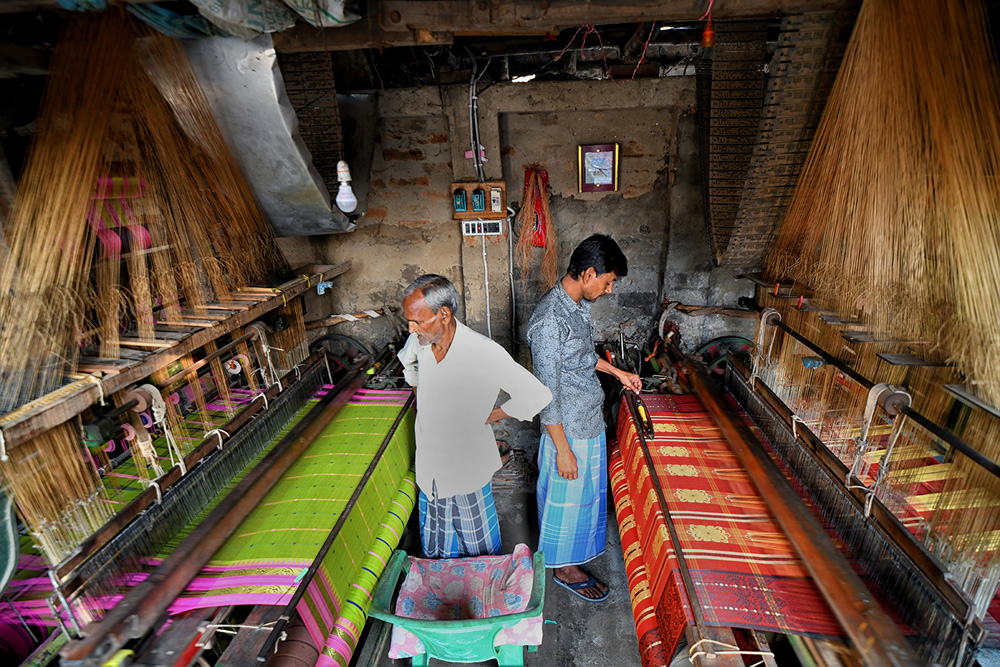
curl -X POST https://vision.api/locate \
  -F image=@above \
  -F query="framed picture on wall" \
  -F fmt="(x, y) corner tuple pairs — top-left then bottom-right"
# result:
(578, 143), (619, 192)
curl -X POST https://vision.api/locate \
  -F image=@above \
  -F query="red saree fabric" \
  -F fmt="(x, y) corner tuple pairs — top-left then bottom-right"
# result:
(612, 393), (842, 661)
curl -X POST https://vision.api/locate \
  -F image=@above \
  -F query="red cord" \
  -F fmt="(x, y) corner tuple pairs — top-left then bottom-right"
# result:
(631, 21), (657, 79)
(555, 24), (615, 80)
(699, 0), (715, 21)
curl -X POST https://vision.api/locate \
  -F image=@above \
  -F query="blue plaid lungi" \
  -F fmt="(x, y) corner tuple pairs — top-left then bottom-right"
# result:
(418, 481), (502, 558)
(536, 431), (607, 568)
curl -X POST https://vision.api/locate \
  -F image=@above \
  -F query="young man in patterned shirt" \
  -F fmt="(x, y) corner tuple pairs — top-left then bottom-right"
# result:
(527, 235), (642, 601)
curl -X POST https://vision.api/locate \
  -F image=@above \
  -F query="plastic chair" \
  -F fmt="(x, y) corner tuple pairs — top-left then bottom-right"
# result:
(369, 549), (545, 666)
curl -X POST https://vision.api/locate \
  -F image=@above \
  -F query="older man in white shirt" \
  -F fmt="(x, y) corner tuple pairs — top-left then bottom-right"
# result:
(398, 274), (552, 558)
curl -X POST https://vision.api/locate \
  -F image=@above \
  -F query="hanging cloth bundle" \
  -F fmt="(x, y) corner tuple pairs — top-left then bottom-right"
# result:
(514, 166), (558, 296)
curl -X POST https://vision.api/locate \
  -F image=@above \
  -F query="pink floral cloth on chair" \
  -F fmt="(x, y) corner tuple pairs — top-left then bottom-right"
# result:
(388, 543), (543, 659)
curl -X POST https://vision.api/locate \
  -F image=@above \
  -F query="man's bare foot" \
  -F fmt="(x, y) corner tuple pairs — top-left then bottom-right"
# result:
(553, 565), (609, 601)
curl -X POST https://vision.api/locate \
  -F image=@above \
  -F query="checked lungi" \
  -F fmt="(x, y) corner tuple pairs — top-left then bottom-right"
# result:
(536, 431), (607, 568)
(418, 481), (502, 558)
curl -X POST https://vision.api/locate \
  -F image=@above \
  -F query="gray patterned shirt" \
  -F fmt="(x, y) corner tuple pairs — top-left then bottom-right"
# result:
(526, 281), (604, 439)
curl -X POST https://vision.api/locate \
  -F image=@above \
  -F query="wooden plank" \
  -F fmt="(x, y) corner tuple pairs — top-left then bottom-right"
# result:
(908, 488), (996, 512)
(0, 262), (351, 449)
(157, 319), (218, 327)
(864, 443), (941, 463)
(154, 324), (202, 333)
(141, 330), (189, 341)
(891, 463), (959, 484)
(77, 359), (135, 375)
(877, 353), (949, 367)
(378, 0), (859, 34)
(203, 302), (255, 310)
(115, 348), (150, 361)
(179, 310), (230, 321)
(119, 339), (177, 349)
(841, 331), (928, 344)
(274, 17), (454, 53)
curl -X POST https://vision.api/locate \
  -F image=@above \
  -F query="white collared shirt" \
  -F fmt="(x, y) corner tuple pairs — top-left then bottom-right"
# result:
(398, 321), (552, 498)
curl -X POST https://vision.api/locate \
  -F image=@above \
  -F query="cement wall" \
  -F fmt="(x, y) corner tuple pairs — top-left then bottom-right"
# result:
(284, 77), (754, 358)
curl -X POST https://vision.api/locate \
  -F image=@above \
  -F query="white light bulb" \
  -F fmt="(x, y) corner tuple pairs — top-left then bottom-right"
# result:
(336, 182), (357, 213)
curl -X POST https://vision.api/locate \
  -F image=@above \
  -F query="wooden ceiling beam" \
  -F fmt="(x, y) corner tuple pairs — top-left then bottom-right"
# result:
(273, 17), (453, 53)
(378, 0), (859, 35)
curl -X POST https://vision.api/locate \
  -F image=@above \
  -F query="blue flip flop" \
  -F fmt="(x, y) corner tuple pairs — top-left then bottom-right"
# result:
(553, 574), (609, 603)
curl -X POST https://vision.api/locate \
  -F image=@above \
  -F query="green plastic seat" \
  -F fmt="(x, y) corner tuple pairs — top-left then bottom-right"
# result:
(369, 549), (545, 667)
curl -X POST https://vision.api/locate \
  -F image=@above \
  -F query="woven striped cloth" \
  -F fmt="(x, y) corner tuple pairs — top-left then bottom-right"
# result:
(0, 387), (417, 667)
(613, 393), (842, 662)
(610, 443), (671, 667)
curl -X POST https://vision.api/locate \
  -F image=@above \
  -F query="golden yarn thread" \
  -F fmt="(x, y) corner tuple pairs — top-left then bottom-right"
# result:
(0, 422), (112, 565)
(0, 15), (132, 412)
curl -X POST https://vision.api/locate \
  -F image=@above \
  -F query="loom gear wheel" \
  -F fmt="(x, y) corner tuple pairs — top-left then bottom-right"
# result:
(310, 334), (373, 375)
(695, 336), (753, 379)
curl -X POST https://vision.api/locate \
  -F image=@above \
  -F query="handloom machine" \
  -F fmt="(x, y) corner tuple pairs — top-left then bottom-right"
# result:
(0, 13), (417, 666)
(615, 328), (992, 666)
(612, 0), (1000, 664)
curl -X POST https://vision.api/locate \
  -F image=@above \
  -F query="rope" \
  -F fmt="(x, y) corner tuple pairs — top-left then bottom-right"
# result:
(253, 392), (269, 411)
(791, 415), (807, 439)
(299, 274), (311, 289)
(203, 428), (230, 451)
(849, 383), (887, 483)
(688, 637), (774, 662)
(140, 383), (186, 475)
(202, 621), (276, 635)
(145, 480), (162, 505)
(0, 428), (7, 462)
(81, 374), (106, 406)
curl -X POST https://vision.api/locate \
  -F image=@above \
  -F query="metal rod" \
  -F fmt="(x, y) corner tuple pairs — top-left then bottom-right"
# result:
(60, 358), (370, 666)
(665, 340), (919, 666)
(623, 390), (715, 657)
(898, 404), (1000, 478)
(256, 393), (415, 661)
(741, 297), (1000, 481)
(155, 330), (258, 389)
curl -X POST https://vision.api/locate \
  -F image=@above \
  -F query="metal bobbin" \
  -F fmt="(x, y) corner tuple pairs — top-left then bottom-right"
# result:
(873, 383), (912, 416)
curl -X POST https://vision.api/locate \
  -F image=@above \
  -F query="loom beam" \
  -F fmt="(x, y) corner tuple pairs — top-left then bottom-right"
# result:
(0, 261), (350, 451)
(666, 340), (920, 667)
(624, 391), (720, 661)
(59, 358), (370, 666)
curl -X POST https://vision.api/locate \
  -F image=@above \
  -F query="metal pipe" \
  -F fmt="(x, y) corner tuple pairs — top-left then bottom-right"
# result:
(256, 392), (415, 661)
(666, 340), (919, 666)
(60, 358), (370, 666)
(155, 329), (258, 389)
